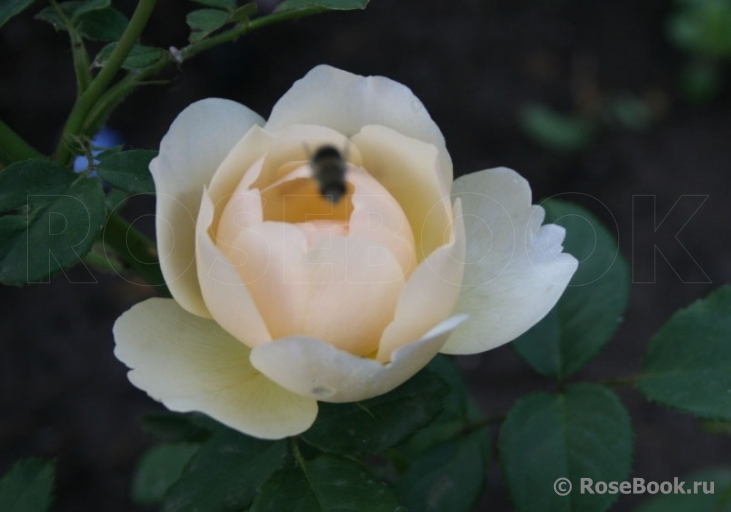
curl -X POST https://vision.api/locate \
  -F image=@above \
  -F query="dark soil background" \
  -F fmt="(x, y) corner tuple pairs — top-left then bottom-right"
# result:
(2, 0), (730, 510)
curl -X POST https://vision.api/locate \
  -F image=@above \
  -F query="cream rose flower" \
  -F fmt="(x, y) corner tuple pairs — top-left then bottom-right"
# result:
(113, 65), (578, 439)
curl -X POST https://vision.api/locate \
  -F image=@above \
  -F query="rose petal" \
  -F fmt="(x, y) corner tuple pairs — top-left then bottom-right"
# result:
(266, 65), (453, 187)
(113, 298), (317, 439)
(225, 221), (406, 356)
(351, 125), (452, 262)
(249, 314), (468, 403)
(151, 99), (264, 317)
(196, 189), (272, 348)
(442, 168), (579, 355)
(376, 200), (466, 362)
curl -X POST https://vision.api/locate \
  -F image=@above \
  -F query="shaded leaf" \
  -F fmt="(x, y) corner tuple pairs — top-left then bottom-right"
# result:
(275, 0), (370, 13)
(635, 468), (731, 512)
(636, 286), (731, 421)
(250, 455), (406, 512)
(186, 8), (230, 31)
(163, 428), (289, 512)
(398, 425), (490, 512)
(191, 0), (237, 10)
(132, 443), (199, 505)
(0, 159), (106, 285)
(499, 384), (633, 512)
(78, 7), (128, 41)
(519, 104), (596, 153)
(140, 412), (214, 444)
(513, 200), (629, 379)
(301, 367), (450, 456)
(94, 43), (164, 70)
(0, 459), (55, 512)
(96, 149), (156, 195)
(0, 0), (35, 29)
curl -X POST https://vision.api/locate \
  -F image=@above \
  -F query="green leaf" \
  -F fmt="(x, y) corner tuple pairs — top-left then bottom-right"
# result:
(140, 412), (214, 443)
(499, 384), (633, 512)
(250, 455), (406, 512)
(512, 200), (630, 379)
(231, 2), (256, 22)
(519, 104), (596, 153)
(635, 468), (731, 512)
(0, 159), (106, 285)
(0, 0), (35, 29)
(301, 367), (450, 456)
(397, 426), (490, 512)
(132, 443), (200, 505)
(94, 43), (164, 70)
(275, 0), (370, 13)
(404, 356), (471, 454)
(96, 150), (157, 195)
(162, 428), (289, 512)
(0, 459), (55, 512)
(186, 8), (231, 41)
(636, 286), (731, 421)
(78, 7), (128, 41)
(191, 0), (237, 10)
(69, 0), (109, 20)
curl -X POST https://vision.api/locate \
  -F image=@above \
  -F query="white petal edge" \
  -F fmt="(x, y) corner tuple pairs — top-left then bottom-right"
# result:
(442, 168), (579, 355)
(151, 98), (264, 317)
(249, 314), (468, 403)
(113, 297), (317, 440)
(265, 65), (453, 187)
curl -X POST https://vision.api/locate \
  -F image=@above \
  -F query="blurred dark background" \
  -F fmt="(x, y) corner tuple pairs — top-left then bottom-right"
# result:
(2, 0), (730, 510)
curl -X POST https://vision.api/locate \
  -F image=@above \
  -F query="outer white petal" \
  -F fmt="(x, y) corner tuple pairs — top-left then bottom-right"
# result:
(113, 298), (317, 439)
(442, 168), (579, 355)
(151, 99), (264, 317)
(249, 314), (467, 403)
(265, 65), (453, 187)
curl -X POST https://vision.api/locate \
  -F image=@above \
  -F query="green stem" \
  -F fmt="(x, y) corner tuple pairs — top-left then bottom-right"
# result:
(82, 57), (170, 135)
(50, 0), (92, 94)
(54, 0), (158, 164)
(178, 6), (324, 61)
(103, 211), (170, 295)
(73, 6), (326, 138)
(0, 119), (46, 164)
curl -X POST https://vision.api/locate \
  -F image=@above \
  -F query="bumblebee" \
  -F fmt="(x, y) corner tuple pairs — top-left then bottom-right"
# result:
(310, 145), (347, 203)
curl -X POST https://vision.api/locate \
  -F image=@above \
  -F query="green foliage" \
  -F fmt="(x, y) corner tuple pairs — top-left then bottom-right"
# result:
(680, 60), (724, 103)
(395, 356), (490, 511)
(132, 443), (200, 505)
(499, 384), (633, 512)
(250, 454), (406, 512)
(0, 0), (35, 29)
(275, 0), (371, 13)
(637, 286), (731, 421)
(162, 427), (290, 512)
(513, 200), (630, 379)
(635, 468), (731, 512)
(140, 412), (215, 443)
(187, 8), (232, 42)
(0, 459), (55, 512)
(36, 0), (126, 41)
(77, 8), (128, 41)
(519, 104), (596, 153)
(397, 426), (489, 512)
(302, 367), (450, 456)
(96, 150), (157, 195)
(0, 159), (106, 285)
(94, 43), (164, 70)
(191, 0), (237, 10)
(668, 0), (731, 58)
